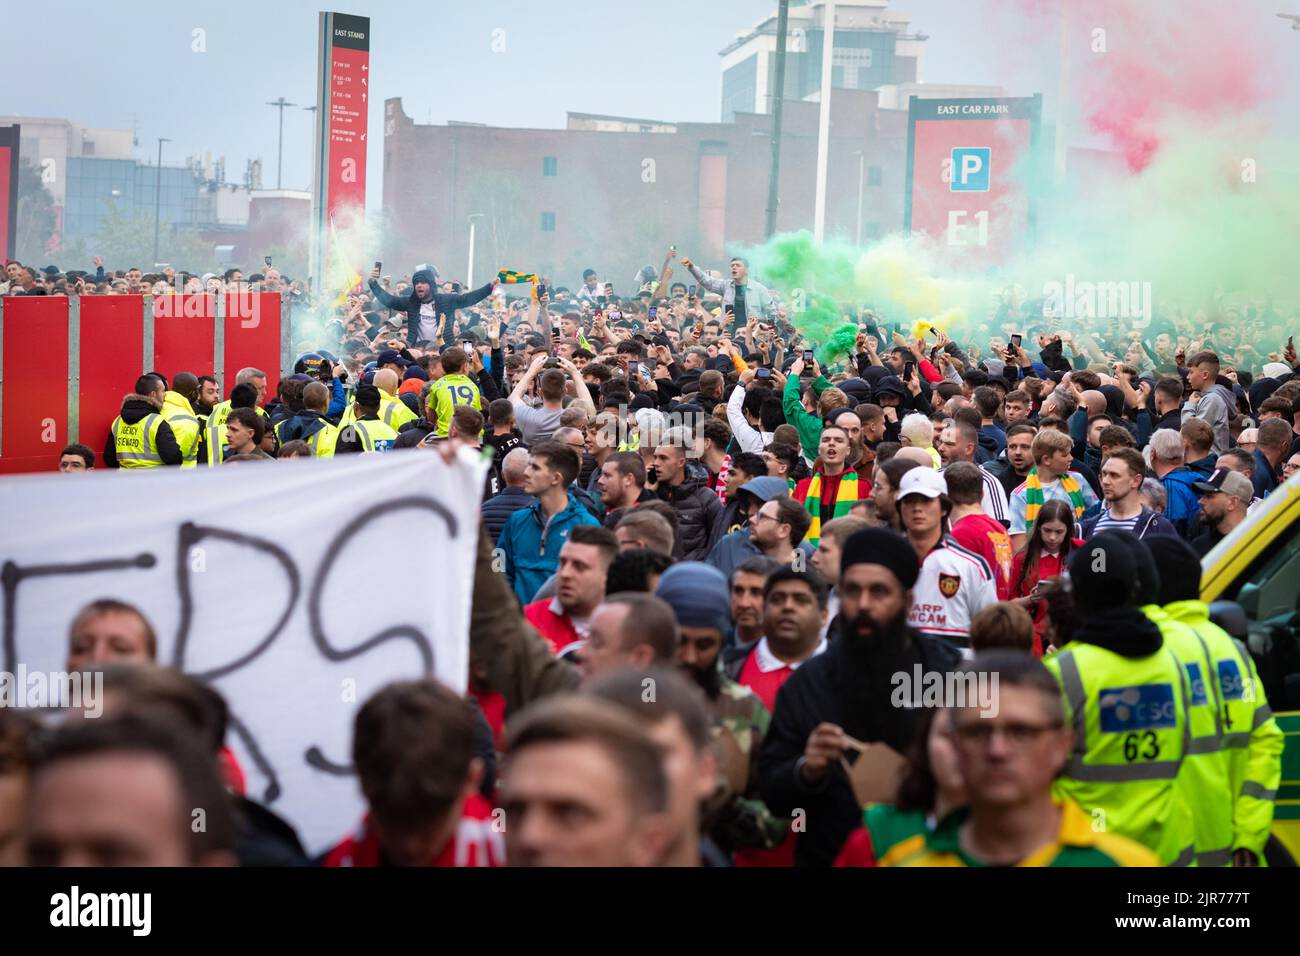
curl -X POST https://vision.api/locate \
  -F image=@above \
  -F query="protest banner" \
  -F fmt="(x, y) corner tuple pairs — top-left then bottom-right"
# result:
(0, 450), (485, 851)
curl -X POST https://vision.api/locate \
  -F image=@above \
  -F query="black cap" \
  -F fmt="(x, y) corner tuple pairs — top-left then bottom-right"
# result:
(41, 265), (60, 276)
(376, 349), (408, 367)
(354, 384), (382, 408)
(840, 528), (920, 590)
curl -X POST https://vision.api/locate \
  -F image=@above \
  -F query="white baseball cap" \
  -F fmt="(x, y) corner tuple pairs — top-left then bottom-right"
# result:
(897, 468), (948, 500)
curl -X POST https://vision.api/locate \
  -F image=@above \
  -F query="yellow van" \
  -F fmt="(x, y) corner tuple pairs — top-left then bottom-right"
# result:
(1200, 472), (1300, 863)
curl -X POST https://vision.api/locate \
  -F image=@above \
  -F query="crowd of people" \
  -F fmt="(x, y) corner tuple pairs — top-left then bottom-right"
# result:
(10, 246), (1300, 868)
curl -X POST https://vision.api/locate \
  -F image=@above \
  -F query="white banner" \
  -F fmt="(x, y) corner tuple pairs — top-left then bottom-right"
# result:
(0, 451), (485, 852)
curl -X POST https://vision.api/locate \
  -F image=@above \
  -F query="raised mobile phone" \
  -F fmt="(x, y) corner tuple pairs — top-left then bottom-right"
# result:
(374, 260), (382, 271)
(802, 348), (814, 364)
(1010, 333), (1023, 350)
(264, 256), (272, 267)
(648, 306), (657, 320)
(536, 283), (547, 297)
(688, 284), (697, 297)
(904, 360), (916, 380)
(647, 465), (659, 484)
(757, 367), (771, 379)
(551, 326), (560, 340)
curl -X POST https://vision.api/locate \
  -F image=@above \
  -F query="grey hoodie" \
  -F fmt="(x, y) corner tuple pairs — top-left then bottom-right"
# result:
(1181, 381), (1234, 455)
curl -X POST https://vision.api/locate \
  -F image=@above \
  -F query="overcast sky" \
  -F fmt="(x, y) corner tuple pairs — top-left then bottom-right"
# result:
(2, 0), (1296, 207)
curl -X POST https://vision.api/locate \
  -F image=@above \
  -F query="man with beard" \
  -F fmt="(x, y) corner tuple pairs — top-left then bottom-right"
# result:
(758, 528), (962, 866)
(656, 562), (784, 856)
(983, 422), (1037, 501)
(368, 263), (496, 351)
(1189, 467), (1254, 557)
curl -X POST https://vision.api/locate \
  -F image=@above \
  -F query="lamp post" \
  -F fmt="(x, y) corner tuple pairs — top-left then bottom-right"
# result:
(853, 150), (865, 246)
(266, 97), (297, 189)
(467, 213), (485, 288)
(153, 136), (171, 264)
(813, 0), (836, 243)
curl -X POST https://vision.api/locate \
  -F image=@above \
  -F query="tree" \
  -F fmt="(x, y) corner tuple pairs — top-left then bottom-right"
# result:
(81, 199), (218, 274)
(14, 159), (57, 264)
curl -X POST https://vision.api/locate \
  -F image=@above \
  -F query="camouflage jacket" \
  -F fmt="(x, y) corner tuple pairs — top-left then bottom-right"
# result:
(705, 674), (788, 851)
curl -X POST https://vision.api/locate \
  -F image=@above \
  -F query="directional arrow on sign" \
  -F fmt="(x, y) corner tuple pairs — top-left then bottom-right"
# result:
(361, 133), (366, 141)
(362, 63), (368, 71)
(362, 77), (367, 86)
(362, 92), (367, 101)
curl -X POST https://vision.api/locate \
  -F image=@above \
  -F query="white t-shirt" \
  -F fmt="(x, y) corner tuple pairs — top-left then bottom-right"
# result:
(908, 535), (998, 644)
(417, 301), (438, 343)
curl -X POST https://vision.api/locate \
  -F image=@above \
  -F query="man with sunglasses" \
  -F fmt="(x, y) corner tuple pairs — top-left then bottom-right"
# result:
(895, 652), (1157, 866)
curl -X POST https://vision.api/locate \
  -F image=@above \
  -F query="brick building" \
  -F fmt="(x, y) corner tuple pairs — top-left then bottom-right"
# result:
(379, 87), (910, 291)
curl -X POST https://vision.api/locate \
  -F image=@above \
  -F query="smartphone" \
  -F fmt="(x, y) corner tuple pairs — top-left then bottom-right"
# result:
(688, 284), (697, 297)
(864, 319), (879, 337)
(647, 465), (659, 484)
(374, 260), (382, 271)
(461, 340), (475, 352)
(1010, 333), (1023, 350)
(551, 326), (560, 340)
(802, 348), (814, 364)
(904, 360), (916, 381)
(638, 363), (649, 379)
(536, 283), (547, 298)
(756, 367), (771, 380)
(648, 306), (657, 320)
(264, 256), (272, 267)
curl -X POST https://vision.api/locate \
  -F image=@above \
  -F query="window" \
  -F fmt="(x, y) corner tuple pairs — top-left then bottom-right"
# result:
(541, 212), (556, 232)
(542, 156), (557, 177)
(868, 165), (882, 187)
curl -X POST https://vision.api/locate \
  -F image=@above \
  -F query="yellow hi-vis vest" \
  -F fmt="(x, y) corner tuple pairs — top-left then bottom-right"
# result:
(349, 418), (398, 453)
(339, 391), (417, 431)
(111, 413), (165, 468)
(205, 400), (268, 466)
(1165, 600), (1284, 860)
(161, 391), (201, 469)
(1045, 640), (1196, 866)
(1144, 604), (1235, 867)
(307, 421), (341, 458)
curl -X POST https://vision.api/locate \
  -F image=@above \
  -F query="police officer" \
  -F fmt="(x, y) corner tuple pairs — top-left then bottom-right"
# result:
(104, 374), (184, 470)
(1122, 534), (1236, 867)
(161, 371), (202, 469)
(1145, 536), (1284, 867)
(338, 362), (416, 432)
(337, 385), (397, 454)
(1043, 532), (1196, 866)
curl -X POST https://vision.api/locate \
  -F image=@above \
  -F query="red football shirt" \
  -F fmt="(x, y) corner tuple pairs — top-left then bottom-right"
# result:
(321, 794), (505, 867)
(951, 513), (1014, 602)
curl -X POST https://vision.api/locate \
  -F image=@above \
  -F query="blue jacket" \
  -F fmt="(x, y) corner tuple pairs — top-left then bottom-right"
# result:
(1160, 468), (1202, 536)
(499, 493), (601, 604)
(1252, 448), (1279, 500)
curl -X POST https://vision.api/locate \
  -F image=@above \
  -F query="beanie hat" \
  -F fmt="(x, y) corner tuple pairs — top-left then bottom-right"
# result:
(1142, 536), (1203, 604)
(403, 364), (429, 382)
(839, 528), (920, 590)
(655, 562), (731, 634)
(1067, 533), (1138, 610)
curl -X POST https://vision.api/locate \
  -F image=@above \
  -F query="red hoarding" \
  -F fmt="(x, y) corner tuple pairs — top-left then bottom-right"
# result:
(154, 295), (217, 379)
(223, 293), (283, 402)
(0, 296), (68, 474)
(79, 295), (144, 460)
(904, 97), (1042, 267)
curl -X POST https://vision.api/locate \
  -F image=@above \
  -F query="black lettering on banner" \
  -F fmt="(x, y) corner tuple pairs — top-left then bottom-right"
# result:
(1, 553), (158, 672)
(304, 496), (458, 775)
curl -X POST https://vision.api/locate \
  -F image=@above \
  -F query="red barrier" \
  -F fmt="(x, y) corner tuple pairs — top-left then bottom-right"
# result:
(0, 293), (287, 475)
(79, 295), (145, 467)
(224, 293), (283, 401)
(0, 296), (70, 475)
(154, 294), (216, 379)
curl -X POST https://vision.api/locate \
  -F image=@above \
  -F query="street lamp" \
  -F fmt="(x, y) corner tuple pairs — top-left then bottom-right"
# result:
(153, 136), (172, 264)
(852, 150), (865, 246)
(266, 97), (298, 189)
(467, 214), (485, 289)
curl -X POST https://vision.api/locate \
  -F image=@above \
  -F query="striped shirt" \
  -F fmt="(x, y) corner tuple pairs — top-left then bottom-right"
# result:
(1089, 508), (1142, 536)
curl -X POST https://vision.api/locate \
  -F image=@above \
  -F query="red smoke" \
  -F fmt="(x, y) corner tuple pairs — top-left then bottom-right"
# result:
(1012, 0), (1271, 172)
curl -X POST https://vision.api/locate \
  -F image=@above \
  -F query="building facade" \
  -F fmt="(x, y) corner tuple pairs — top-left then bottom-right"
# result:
(380, 87), (908, 290)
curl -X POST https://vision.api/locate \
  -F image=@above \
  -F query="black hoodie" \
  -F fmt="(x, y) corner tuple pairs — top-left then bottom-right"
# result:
(103, 394), (183, 468)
